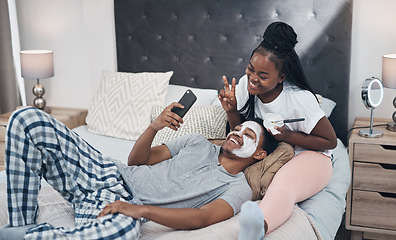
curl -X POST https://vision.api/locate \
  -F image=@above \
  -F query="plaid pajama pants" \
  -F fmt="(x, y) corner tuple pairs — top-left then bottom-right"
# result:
(5, 107), (141, 239)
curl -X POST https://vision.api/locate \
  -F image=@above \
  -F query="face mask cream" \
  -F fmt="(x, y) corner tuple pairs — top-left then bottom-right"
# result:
(227, 121), (262, 158)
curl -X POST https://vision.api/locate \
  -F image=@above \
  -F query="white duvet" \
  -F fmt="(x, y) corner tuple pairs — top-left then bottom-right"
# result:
(0, 85), (351, 239)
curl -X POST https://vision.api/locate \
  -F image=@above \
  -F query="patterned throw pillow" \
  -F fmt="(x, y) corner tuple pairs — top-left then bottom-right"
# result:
(151, 105), (227, 146)
(86, 70), (173, 140)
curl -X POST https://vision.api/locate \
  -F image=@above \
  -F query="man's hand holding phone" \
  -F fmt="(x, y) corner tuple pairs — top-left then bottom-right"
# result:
(171, 90), (197, 118)
(151, 102), (184, 131)
(151, 90), (197, 131)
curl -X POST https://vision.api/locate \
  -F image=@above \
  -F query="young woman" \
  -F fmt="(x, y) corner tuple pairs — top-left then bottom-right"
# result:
(218, 21), (337, 239)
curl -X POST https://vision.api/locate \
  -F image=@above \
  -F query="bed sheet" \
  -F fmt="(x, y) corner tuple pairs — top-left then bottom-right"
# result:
(71, 126), (351, 239)
(68, 126), (351, 240)
(0, 125), (350, 239)
(0, 183), (321, 240)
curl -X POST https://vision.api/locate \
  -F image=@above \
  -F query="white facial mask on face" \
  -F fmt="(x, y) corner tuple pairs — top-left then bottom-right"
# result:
(227, 121), (262, 158)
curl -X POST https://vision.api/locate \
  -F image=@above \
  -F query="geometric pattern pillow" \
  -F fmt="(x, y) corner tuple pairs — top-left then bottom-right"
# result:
(150, 105), (227, 146)
(86, 70), (173, 140)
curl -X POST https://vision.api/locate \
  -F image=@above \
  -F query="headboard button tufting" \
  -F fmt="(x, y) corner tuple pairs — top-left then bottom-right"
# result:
(114, 0), (353, 144)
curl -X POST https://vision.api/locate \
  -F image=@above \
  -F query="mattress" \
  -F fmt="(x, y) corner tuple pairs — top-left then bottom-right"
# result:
(0, 124), (350, 239)
(0, 84), (351, 238)
(74, 126), (351, 240)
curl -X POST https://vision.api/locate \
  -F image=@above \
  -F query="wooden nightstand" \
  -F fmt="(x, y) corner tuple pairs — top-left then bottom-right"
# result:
(346, 117), (396, 240)
(0, 107), (88, 171)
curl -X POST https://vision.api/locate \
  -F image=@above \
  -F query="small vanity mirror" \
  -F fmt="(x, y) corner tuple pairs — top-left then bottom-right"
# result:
(359, 77), (384, 138)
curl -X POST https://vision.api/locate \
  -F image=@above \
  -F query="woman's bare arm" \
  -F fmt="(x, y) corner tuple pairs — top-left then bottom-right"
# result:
(273, 116), (337, 151)
(218, 76), (242, 130)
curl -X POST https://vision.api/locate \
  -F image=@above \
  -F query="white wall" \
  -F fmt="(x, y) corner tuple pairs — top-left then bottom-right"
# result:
(15, 0), (396, 130)
(349, 0), (396, 129)
(16, 0), (116, 109)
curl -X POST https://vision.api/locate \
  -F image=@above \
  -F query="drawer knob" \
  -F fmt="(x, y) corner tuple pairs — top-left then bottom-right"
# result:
(381, 145), (396, 151)
(380, 163), (396, 170)
(379, 192), (396, 199)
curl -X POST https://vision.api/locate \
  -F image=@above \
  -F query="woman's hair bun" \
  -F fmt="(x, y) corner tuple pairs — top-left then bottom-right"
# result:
(261, 22), (298, 54)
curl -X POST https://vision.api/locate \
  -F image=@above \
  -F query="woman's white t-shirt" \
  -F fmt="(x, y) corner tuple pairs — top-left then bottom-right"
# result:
(236, 74), (332, 157)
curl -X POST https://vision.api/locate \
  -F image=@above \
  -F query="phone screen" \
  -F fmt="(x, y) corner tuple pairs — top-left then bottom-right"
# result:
(171, 90), (197, 118)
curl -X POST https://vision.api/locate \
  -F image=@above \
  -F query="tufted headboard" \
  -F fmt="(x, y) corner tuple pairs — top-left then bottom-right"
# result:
(114, 0), (353, 144)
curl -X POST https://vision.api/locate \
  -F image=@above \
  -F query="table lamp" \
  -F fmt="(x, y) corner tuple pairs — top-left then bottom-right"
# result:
(382, 53), (396, 132)
(20, 50), (54, 112)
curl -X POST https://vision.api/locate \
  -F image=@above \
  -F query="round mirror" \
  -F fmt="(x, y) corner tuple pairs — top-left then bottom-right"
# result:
(361, 77), (384, 109)
(359, 77), (384, 138)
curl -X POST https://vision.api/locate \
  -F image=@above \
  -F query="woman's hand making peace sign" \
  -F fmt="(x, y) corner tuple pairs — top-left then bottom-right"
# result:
(218, 76), (237, 113)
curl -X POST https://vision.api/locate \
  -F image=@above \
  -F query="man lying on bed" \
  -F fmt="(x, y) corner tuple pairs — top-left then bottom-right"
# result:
(0, 102), (278, 240)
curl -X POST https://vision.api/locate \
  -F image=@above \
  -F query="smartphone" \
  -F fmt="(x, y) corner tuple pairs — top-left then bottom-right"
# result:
(171, 90), (197, 118)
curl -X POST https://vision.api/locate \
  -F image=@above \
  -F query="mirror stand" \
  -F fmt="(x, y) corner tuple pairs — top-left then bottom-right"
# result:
(359, 108), (383, 138)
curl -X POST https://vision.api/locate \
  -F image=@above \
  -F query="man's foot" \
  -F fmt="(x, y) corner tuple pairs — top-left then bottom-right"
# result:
(238, 201), (265, 240)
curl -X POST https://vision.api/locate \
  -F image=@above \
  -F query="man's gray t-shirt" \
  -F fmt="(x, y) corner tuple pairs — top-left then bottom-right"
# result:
(113, 133), (252, 215)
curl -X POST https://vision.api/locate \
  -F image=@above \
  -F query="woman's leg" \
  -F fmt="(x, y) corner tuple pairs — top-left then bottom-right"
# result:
(259, 151), (332, 233)
(238, 151), (332, 239)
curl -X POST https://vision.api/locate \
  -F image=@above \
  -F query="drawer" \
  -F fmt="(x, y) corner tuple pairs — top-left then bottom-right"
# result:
(351, 190), (396, 231)
(353, 162), (396, 193)
(354, 143), (396, 165)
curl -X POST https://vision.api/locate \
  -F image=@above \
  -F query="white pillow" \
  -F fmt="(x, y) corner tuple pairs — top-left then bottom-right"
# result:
(164, 84), (219, 106)
(151, 105), (227, 146)
(86, 70), (173, 140)
(321, 97), (337, 118)
(316, 94), (337, 118)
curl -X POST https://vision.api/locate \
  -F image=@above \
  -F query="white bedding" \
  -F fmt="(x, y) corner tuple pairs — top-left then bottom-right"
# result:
(0, 126), (350, 240)
(0, 85), (351, 239)
(0, 182), (321, 240)
(73, 126), (351, 240)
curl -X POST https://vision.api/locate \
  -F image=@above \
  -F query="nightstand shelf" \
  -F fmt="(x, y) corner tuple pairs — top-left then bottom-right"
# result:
(346, 117), (396, 240)
(0, 107), (88, 171)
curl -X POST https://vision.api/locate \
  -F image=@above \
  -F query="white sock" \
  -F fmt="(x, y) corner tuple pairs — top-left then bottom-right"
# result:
(238, 201), (265, 240)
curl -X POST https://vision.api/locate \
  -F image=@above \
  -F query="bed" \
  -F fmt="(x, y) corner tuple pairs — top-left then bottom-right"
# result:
(0, 0), (352, 239)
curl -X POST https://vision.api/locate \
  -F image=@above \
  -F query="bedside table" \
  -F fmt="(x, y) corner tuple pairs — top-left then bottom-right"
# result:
(0, 107), (88, 171)
(346, 117), (396, 240)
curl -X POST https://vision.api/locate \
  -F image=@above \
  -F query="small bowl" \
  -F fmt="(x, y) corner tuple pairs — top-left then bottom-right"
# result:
(263, 113), (283, 135)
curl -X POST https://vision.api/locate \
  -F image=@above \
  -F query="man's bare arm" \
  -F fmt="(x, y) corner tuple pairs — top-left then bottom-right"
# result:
(97, 199), (234, 230)
(128, 102), (184, 166)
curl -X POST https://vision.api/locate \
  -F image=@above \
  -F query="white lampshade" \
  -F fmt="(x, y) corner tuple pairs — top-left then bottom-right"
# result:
(382, 54), (396, 89)
(20, 50), (54, 79)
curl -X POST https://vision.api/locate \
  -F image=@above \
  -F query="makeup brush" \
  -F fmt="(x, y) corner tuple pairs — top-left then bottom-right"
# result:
(271, 118), (305, 124)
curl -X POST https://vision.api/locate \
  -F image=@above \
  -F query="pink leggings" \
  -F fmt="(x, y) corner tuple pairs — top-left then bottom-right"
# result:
(258, 151), (333, 233)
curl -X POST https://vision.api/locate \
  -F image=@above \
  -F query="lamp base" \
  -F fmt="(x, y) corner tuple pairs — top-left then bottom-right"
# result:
(359, 128), (383, 138)
(386, 121), (396, 132)
(33, 97), (46, 109)
(32, 80), (50, 113)
(33, 105), (51, 113)
(33, 98), (51, 113)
